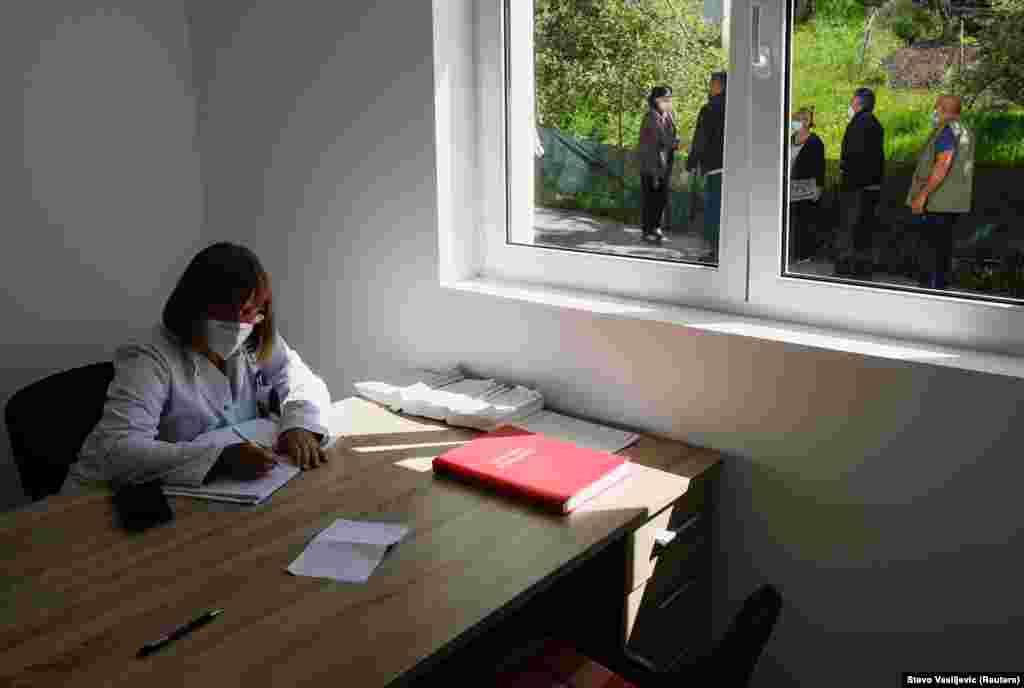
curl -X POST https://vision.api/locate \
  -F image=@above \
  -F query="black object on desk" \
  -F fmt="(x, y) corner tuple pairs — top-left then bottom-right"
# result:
(137, 609), (223, 658)
(112, 479), (174, 532)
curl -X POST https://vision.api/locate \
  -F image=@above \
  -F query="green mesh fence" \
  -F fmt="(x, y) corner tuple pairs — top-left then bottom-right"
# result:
(538, 126), (702, 226)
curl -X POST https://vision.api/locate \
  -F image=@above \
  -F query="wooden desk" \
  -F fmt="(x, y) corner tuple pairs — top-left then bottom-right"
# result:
(0, 397), (720, 687)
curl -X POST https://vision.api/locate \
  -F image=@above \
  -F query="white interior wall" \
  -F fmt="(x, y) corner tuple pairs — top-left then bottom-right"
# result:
(0, 1), (204, 508)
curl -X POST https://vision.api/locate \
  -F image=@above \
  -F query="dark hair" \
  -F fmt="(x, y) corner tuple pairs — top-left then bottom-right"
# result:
(711, 71), (727, 91)
(648, 85), (673, 110)
(162, 242), (276, 361)
(853, 87), (875, 113)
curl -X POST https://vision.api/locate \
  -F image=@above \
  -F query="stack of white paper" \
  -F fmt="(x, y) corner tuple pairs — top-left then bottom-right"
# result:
(287, 519), (410, 583)
(353, 370), (545, 431)
(353, 367), (466, 410)
(445, 385), (546, 430)
(351, 367), (639, 453)
(513, 410), (639, 454)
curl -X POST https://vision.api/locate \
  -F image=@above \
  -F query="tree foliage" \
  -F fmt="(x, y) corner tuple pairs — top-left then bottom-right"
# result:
(958, 0), (1024, 108)
(534, 0), (726, 147)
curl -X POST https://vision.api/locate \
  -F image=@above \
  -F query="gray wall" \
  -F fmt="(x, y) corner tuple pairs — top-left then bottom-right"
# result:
(189, 2), (1024, 685)
(0, 1), (203, 507)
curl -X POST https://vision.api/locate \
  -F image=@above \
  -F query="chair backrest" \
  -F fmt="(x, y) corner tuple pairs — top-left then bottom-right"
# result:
(695, 584), (783, 687)
(5, 362), (115, 501)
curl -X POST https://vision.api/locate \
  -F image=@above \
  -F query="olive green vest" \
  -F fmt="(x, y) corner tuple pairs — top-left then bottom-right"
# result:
(907, 120), (975, 214)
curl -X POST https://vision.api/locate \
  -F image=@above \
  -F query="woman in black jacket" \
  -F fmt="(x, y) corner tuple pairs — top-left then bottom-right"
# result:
(638, 86), (681, 243)
(788, 107), (826, 263)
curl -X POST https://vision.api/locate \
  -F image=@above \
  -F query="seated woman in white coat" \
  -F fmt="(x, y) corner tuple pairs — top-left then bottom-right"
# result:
(60, 242), (332, 495)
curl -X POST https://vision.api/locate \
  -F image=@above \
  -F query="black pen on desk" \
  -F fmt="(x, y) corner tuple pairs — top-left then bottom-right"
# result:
(136, 609), (223, 658)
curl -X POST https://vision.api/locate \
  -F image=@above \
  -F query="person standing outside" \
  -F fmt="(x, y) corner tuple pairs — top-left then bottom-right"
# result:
(638, 86), (681, 244)
(908, 94), (974, 290)
(686, 71), (727, 262)
(789, 106), (826, 263)
(836, 87), (885, 277)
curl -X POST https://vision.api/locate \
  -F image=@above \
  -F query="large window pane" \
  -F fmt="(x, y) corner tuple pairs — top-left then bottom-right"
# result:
(785, 0), (1024, 301)
(518, 0), (730, 265)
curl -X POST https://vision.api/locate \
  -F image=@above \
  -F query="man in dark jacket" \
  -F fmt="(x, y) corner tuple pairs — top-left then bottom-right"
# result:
(686, 71), (727, 261)
(836, 87), (885, 277)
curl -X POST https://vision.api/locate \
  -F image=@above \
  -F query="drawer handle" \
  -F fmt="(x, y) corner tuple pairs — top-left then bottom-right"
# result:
(653, 513), (701, 548)
(658, 578), (697, 611)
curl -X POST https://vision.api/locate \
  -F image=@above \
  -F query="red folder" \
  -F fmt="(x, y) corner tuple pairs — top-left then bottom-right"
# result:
(432, 426), (631, 513)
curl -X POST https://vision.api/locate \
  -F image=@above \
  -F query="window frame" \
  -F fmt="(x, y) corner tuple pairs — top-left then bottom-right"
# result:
(434, 0), (1024, 358)
(476, 0), (749, 310)
(747, 0), (1024, 356)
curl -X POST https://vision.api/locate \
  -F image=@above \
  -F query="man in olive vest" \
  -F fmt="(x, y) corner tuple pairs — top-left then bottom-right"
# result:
(908, 94), (975, 290)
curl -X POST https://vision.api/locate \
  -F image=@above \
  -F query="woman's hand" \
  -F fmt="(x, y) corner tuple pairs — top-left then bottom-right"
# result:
(214, 442), (278, 481)
(277, 428), (328, 470)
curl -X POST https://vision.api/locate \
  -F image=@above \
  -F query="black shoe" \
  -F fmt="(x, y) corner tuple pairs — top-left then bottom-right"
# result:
(835, 257), (854, 276)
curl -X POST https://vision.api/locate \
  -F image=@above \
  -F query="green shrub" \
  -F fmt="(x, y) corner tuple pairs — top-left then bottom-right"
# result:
(881, 0), (942, 45)
(959, 0), (1024, 109)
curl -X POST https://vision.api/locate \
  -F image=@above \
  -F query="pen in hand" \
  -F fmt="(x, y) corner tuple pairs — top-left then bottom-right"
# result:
(232, 427), (282, 466)
(137, 609), (223, 658)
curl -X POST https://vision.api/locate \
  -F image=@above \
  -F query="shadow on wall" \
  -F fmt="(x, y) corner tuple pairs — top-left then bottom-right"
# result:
(711, 430), (1024, 686)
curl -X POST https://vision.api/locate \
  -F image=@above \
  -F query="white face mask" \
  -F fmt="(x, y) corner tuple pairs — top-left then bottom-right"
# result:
(202, 319), (256, 360)
(791, 120), (804, 134)
(931, 110), (941, 128)
(848, 105), (856, 120)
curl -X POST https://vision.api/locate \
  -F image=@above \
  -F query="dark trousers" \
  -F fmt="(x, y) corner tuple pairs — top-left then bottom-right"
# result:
(836, 189), (880, 260)
(641, 174), (669, 234)
(917, 213), (959, 289)
(703, 172), (722, 246)
(789, 200), (821, 262)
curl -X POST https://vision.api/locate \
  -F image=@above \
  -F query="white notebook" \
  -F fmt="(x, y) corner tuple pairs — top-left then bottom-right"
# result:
(162, 418), (301, 505)
(512, 410), (639, 454)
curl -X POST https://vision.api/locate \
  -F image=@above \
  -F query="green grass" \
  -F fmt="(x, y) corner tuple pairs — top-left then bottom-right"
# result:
(792, 10), (1024, 167)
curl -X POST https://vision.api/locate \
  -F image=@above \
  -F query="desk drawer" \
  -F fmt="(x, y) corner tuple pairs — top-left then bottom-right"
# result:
(624, 576), (710, 672)
(626, 505), (706, 593)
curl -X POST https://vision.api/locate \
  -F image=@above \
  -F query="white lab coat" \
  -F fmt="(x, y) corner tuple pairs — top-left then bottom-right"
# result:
(59, 324), (332, 495)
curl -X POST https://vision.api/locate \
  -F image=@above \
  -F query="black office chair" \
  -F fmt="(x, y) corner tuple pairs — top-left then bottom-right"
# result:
(493, 584), (783, 688)
(684, 583), (784, 685)
(5, 362), (115, 501)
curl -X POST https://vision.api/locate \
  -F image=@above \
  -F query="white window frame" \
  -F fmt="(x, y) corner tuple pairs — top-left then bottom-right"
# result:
(749, 1), (1024, 355)
(474, 0), (749, 309)
(433, 0), (1024, 358)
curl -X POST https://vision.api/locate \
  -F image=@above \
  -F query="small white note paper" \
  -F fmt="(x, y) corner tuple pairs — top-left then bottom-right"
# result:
(287, 519), (410, 583)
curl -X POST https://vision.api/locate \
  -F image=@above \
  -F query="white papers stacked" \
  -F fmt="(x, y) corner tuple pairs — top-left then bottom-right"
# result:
(353, 369), (544, 431)
(287, 519), (410, 583)
(352, 366), (640, 453)
(443, 383), (545, 430)
(354, 367), (466, 411)
(513, 410), (639, 454)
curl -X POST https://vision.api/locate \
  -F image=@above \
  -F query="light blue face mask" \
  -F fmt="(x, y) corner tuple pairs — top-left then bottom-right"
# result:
(790, 120), (803, 134)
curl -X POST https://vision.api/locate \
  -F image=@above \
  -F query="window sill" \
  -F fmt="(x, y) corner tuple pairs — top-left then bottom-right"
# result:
(442, 276), (1024, 381)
